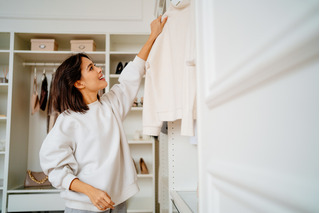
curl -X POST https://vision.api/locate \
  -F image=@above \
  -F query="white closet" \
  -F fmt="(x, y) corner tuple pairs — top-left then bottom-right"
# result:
(0, 32), (157, 213)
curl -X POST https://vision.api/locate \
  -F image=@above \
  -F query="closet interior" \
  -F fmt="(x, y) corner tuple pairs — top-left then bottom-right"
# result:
(0, 32), (159, 213)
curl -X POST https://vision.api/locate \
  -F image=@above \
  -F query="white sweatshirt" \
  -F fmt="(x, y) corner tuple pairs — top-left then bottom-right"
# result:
(143, 0), (197, 137)
(39, 56), (145, 212)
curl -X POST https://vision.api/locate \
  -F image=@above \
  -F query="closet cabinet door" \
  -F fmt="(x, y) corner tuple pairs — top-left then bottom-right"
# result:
(196, 0), (318, 213)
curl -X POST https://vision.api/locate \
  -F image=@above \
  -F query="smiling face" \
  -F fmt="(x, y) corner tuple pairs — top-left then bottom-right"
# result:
(74, 57), (108, 95)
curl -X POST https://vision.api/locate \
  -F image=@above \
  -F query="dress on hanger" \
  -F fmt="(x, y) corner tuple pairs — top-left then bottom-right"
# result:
(143, 0), (196, 136)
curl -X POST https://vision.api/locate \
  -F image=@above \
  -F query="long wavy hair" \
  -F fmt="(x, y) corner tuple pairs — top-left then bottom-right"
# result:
(51, 53), (97, 114)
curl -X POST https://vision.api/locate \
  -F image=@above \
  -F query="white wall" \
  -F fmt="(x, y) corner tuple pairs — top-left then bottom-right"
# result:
(0, 0), (155, 33)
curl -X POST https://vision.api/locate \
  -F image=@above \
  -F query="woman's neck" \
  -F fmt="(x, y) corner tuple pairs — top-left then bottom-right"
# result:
(81, 91), (98, 105)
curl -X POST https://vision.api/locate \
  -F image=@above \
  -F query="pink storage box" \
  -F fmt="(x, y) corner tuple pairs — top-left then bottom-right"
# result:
(70, 40), (96, 52)
(31, 39), (58, 51)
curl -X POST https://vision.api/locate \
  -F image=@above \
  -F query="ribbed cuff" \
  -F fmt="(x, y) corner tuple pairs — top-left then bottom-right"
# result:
(143, 126), (161, 136)
(62, 173), (77, 190)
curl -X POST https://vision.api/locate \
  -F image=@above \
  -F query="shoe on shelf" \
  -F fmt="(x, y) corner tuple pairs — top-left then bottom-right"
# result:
(132, 97), (138, 107)
(132, 158), (138, 173)
(140, 158), (149, 174)
(115, 62), (123, 74)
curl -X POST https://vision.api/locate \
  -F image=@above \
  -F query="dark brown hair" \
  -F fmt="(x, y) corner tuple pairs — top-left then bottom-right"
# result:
(51, 53), (93, 114)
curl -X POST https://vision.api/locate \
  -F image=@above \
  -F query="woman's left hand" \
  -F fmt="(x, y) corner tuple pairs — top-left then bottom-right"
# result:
(150, 15), (168, 40)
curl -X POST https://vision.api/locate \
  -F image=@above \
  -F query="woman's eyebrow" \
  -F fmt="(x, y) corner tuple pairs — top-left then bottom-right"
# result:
(86, 62), (94, 70)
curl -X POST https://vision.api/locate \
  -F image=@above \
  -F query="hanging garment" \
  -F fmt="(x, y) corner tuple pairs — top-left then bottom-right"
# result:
(31, 75), (40, 115)
(39, 73), (48, 111)
(47, 72), (60, 133)
(143, 0), (197, 136)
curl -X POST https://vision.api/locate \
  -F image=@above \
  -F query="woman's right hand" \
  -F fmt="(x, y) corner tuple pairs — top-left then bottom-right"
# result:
(86, 186), (115, 211)
(69, 178), (115, 211)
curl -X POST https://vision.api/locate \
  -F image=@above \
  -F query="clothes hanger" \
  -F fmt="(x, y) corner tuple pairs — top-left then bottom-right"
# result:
(34, 67), (37, 79)
(42, 68), (46, 81)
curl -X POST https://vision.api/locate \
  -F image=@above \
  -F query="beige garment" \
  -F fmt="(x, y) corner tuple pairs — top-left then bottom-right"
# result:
(31, 76), (40, 115)
(143, 0), (196, 136)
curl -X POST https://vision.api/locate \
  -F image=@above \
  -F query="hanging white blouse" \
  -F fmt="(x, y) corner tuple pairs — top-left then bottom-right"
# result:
(143, 0), (196, 136)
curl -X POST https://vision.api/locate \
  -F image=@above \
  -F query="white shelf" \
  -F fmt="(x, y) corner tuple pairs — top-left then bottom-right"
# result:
(0, 116), (6, 120)
(110, 51), (138, 55)
(0, 50), (9, 53)
(14, 50), (106, 63)
(0, 83), (8, 87)
(170, 191), (197, 213)
(7, 187), (60, 194)
(0, 151), (5, 155)
(128, 139), (153, 144)
(137, 174), (153, 178)
(131, 107), (143, 111)
(110, 74), (120, 78)
(109, 74), (145, 79)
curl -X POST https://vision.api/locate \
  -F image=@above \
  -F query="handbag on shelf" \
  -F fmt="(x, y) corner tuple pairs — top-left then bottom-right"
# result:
(24, 170), (52, 188)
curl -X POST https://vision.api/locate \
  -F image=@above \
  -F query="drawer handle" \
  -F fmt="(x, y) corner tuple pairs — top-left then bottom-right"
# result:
(79, 45), (85, 50)
(39, 44), (46, 49)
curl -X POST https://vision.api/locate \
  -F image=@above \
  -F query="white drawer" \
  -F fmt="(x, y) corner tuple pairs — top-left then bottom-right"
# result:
(8, 193), (65, 212)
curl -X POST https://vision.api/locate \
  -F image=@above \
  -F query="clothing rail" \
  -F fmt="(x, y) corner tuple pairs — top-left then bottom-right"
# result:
(23, 62), (106, 67)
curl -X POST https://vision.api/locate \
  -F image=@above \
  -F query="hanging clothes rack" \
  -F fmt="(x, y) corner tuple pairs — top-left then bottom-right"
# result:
(23, 62), (106, 67)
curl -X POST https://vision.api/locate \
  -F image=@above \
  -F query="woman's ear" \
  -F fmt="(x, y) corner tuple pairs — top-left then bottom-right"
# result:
(74, 80), (85, 89)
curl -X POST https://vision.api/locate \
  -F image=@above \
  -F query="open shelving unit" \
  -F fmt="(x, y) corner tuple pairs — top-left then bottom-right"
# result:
(0, 32), (156, 213)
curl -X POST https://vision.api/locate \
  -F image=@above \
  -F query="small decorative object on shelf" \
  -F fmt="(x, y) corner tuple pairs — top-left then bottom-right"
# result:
(31, 39), (58, 51)
(133, 130), (142, 140)
(0, 67), (8, 83)
(132, 97), (138, 107)
(0, 139), (5, 151)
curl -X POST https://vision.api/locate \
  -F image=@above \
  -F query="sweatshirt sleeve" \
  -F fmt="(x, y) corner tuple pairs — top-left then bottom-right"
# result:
(39, 114), (78, 190)
(104, 56), (145, 120)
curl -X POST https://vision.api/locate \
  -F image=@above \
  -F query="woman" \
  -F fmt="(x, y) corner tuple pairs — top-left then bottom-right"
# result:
(39, 16), (167, 213)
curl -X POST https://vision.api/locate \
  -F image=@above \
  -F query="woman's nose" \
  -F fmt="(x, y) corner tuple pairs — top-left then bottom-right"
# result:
(96, 66), (102, 73)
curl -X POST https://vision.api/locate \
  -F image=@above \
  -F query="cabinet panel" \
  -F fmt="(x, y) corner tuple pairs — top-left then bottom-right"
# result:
(0, 33), (10, 50)
(7, 193), (65, 212)
(0, 84), (8, 116)
(110, 34), (149, 52)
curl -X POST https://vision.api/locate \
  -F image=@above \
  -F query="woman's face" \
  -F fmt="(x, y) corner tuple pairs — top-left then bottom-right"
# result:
(79, 57), (108, 93)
